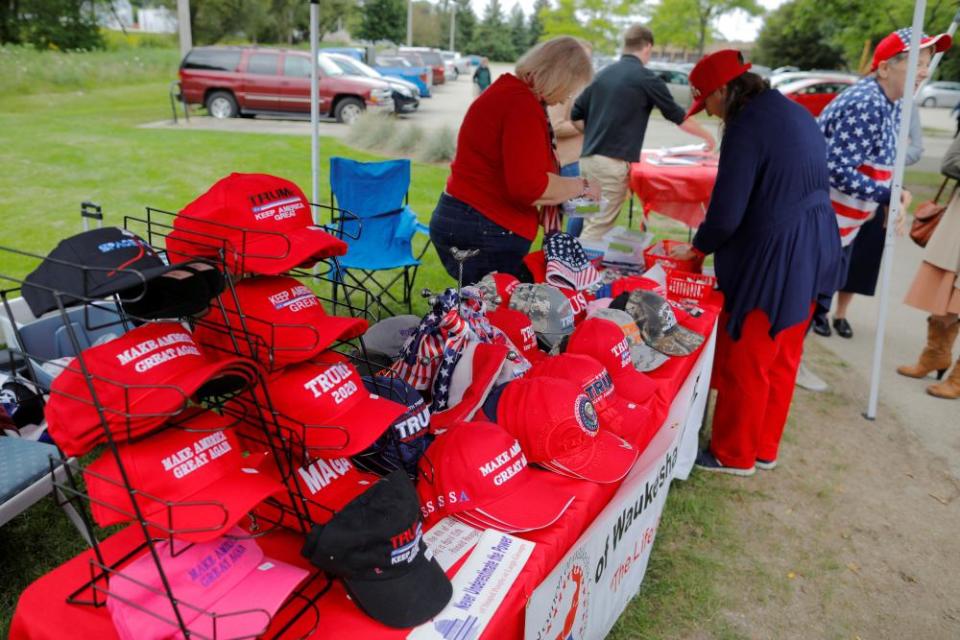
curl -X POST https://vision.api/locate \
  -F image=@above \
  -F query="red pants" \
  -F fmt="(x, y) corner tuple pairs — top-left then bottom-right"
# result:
(710, 308), (811, 469)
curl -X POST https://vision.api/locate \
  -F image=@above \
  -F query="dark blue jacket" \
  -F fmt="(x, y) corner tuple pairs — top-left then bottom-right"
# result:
(692, 89), (842, 340)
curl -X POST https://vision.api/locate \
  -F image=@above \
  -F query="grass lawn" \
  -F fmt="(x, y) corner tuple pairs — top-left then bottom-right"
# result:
(0, 65), (946, 639)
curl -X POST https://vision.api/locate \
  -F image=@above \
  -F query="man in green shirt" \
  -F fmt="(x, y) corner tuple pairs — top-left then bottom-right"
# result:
(473, 58), (492, 94)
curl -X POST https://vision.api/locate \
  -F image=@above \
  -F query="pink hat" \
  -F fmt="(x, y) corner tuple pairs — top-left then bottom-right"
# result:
(107, 529), (308, 640)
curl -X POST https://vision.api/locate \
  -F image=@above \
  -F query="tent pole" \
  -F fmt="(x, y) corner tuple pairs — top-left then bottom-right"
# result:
(310, 0), (320, 221)
(865, 0), (927, 420)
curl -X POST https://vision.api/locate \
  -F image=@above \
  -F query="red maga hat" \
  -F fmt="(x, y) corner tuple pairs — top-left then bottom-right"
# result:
(686, 49), (752, 119)
(45, 323), (258, 456)
(416, 421), (574, 532)
(565, 317), (657, 406)
(872, 27), (951, 71)
(256, 455), (379, 528)
(84, 409), (282, 542)
(167, 173), (347, 275)
(495, 377), (638, 483)
(257, 353), (406, 456)
(486, 307), (547, 363)
(194, 275), (367, 370)
(529, 353), (653, 442)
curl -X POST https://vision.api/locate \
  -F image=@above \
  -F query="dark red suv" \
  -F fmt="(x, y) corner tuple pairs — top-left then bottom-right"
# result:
(179, 46), (394, 123)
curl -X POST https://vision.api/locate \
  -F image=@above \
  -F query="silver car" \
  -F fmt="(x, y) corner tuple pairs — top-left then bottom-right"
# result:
(647, 62), (692, 108)
(918, 81), (960, 108)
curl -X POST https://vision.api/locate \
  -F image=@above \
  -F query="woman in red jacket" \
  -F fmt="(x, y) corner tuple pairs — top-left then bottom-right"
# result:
(429, 36), (599, 284)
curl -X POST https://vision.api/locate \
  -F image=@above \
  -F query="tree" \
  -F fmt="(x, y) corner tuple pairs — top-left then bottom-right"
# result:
(527, 0), (549, 46)
(658, 0), (763, 57)
(753, 0), (955, 73)
(357, 0), (406, 43)
(454, 0), (477, 52)
(411, 0), (443, 46)
(472, 0), (517, 61)
(648, 0), (700, 54)
(753, 0), (845, 70)
(508, 4), (528, 58)
(539, 0), (630, 54)
(4, 0), (104, 50)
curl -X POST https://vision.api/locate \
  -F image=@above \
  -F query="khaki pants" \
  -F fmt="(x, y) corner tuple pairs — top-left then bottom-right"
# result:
(579, 154), (631, 242)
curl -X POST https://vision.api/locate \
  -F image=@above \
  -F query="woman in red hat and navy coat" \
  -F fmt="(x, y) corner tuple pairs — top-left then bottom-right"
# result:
(672, 50), (842, 475)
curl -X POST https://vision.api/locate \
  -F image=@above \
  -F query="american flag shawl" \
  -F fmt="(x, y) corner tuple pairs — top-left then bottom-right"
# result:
(818, 69), (902, 247)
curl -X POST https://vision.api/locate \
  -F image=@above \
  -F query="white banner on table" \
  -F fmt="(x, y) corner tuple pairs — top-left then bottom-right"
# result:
(423, 517), (483, 572)
(410, 530), (535, 640)
(525, 330), (714, 640)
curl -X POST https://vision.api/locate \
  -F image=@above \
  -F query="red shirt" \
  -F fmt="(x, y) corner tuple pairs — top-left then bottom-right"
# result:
(446, 74), (556, 241)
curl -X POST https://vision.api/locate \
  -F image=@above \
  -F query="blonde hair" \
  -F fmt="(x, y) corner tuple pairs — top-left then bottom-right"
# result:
(515, 36), (593, 100)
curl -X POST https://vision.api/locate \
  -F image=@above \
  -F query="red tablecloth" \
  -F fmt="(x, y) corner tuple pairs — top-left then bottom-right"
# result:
(629, 153), (718, 228)
(10, 304), (720, 640)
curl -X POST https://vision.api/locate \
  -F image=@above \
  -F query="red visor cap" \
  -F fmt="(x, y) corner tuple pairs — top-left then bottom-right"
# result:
(565, 317), (657, 405)
(260, 353), (407, 456)
(686, 49), (751, 119)
(167, 173), (347, 275)
(529, 352), (653, 441)
(497, 377), (638, 483)
(195, 276), (367, 369)
(416, 421), (573, 531)
(84, 410), (282, 542)
(46, 322), (258, 456)
(486, 308), (547, 363)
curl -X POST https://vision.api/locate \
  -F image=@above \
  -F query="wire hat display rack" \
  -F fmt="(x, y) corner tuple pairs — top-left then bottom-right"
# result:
(0, 199), (408, 639)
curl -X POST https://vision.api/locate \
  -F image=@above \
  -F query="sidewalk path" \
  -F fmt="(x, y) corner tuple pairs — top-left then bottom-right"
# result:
(810, 237), (959, 479)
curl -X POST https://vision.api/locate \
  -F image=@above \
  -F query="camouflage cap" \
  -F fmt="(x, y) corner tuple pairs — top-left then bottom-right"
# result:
(589, 307), (670, 372)
(610, 290), (704, 357)
(508, 283), (575, 349)
(474, 272), (519, 311)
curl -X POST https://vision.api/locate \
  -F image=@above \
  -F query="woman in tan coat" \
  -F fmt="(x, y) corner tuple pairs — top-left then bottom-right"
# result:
(899, 134), (960, 398)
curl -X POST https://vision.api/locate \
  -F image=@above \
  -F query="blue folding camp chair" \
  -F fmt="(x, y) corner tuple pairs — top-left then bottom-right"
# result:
(329, 157), (431, 318)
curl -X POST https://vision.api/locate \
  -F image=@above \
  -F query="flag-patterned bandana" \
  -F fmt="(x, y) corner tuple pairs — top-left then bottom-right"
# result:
(544, 232), (602, 291)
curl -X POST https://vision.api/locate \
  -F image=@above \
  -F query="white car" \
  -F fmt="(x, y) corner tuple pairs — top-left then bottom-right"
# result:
(441, 51), (471, 76)
(918, 81), (960, 108)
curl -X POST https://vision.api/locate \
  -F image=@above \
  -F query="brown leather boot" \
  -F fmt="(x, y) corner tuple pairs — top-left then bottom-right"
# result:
(928, 357), (960, 399)
(897, 317), (959, 380)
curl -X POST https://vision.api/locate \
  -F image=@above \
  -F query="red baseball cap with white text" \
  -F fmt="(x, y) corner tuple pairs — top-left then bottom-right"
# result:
(84, 409), (282, 542)
(167, 173), (347, 275)
(495, 377), (638, 483)
(416, 421), (574, 532)
(194, 275), (367, 369)
(46, 322), (258, 456)
(565, 317), (657, 406)
(486, 307), (547, 363)
(529, 353), (653, 442)
(257, 353), (407, 456)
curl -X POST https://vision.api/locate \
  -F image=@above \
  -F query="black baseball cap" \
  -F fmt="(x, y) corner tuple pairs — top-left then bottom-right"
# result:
(22, 227), (223, 319)
(300, 469), (452, 628)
